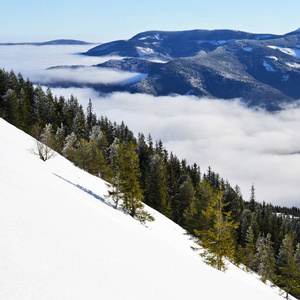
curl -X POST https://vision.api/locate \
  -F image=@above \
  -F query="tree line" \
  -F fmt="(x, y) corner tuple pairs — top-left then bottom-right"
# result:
(0, 68), (299, 298)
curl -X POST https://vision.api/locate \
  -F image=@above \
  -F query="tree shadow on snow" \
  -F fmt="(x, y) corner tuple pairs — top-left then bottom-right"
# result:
(52, 173), (114, 208)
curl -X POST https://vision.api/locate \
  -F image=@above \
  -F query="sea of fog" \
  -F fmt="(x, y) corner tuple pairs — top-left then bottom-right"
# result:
(0, 44), (299, 207)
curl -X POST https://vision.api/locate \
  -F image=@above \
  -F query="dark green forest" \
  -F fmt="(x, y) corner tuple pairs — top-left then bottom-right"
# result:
(1, 68), (299, 298)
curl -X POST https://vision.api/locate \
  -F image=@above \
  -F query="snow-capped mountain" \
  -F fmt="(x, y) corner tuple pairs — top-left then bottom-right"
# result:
(85, 29), (281, 59)
(0, 118), (292, 299)
(85, 29), (300, 110)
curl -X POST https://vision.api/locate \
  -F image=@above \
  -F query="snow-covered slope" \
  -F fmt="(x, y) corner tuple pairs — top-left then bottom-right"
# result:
(0, 118), (287, 299)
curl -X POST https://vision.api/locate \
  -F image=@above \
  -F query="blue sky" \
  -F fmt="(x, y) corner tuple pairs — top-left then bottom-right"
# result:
(0, 0), (299, 42)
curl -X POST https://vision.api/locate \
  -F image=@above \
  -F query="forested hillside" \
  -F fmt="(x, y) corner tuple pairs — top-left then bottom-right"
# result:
(1, 68), (299, 298)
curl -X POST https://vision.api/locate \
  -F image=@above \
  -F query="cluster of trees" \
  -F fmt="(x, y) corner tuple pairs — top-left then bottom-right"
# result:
(1, 69), (300, 298)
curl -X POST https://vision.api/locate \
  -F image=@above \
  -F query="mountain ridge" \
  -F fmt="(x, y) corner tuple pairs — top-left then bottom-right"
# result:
(84, 28), (300, 110)
(0, 39), (94, 46)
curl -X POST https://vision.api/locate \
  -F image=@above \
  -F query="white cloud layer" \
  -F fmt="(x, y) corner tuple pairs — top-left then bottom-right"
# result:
(1, 44), (299, 208)
(0, 45), (143, 85)
(50, 89), (300, 208)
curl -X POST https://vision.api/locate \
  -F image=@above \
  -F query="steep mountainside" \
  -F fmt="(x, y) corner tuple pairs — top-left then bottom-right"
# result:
(0, 118), (289, 300)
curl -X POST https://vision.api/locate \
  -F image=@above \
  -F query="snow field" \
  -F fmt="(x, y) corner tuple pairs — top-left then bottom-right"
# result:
(0, 118), (289, 299)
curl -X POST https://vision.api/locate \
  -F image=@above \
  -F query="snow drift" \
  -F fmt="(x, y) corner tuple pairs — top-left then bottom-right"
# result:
(0, 118), (288, 299)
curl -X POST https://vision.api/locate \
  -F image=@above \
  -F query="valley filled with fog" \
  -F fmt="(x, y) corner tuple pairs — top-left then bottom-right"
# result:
(1, 44), (299, 207)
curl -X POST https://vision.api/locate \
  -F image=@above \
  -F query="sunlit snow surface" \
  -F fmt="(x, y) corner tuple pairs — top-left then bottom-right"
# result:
(268, 45), (300, 58)
(0, 119), (291, 300)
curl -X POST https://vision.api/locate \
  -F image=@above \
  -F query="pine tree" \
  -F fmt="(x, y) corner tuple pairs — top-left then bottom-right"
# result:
(54, 124), (65, 154)
(75, 138), (92, 171)
(195, 186), (239, 271)
(183, 180), (214, 235)
(117, 142), (153, 223)
(144, 153), (172, 217)
(19, 88), (31, 131)
(173, 175), (195, 225)
(72, 106), (87, 140)
(63, 132), (77, 162)
(33, 85), (47, 126)
(89, 125), (108, 156)
(294, 243), (300, 299)
(86, 98), (97, 131)
(3, 89), (19, 126)
(245, 226), (256, 270)
(106, 138), (121, 209)
(88, 139), (107, 178)
(118, 142), (143, 216)
(255, 233), (276, 283)
(249, 183), (256, 212)
(277, 234), (299, 299)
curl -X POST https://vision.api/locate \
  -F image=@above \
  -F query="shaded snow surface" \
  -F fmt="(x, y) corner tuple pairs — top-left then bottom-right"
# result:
(0, 118), (287, 299)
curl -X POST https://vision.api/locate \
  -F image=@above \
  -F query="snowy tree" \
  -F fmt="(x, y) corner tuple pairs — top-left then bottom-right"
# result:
(277, 234), (299, 299)
(31, 123), (55, 161)
(106, 138), (122, 209)
(55, 123), (65, 154)
(33, 85), (47, 126)
(89, 125), (108, 155)
(86, 98), (97, 131)
(72, 106), (86, 139)
(245, 226), (256, 270)
(255, 233), (276, 283)
(3, 89), (19, 125)
(63, 132), (77, 162)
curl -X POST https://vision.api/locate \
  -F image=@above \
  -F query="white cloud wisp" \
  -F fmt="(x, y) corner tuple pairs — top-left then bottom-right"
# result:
(50, 89), (300, 208)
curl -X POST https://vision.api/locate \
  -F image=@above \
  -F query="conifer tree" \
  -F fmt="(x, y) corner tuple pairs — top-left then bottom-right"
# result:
(183, 180), (214, 234)
(117, 141), (153, 223)
(277, 234), (299, 299)
(255, 233), (276, 283)
(245, 226), (256, 270)
(294, 243), (300, 299)
(144, 153), (172, 217)
(106, 138), (121, 209)
(118, 142), (144, 217)
(3, 89), (19, 126)
(88, 139), (107, 178)
(33, 85), (47, 126)
(173, 175), (195, 225)
(72, 106), (87, 139)
(63, 132), (77, 162)
(55, 124), (65, 154)
(195, 186), (239, 271)
(86, 98), (97, 131)
(75, 138), (92, 171)
(249, 183), (256, 211)
(19, 88), (31, 131)
(89, 125), (109, 157)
